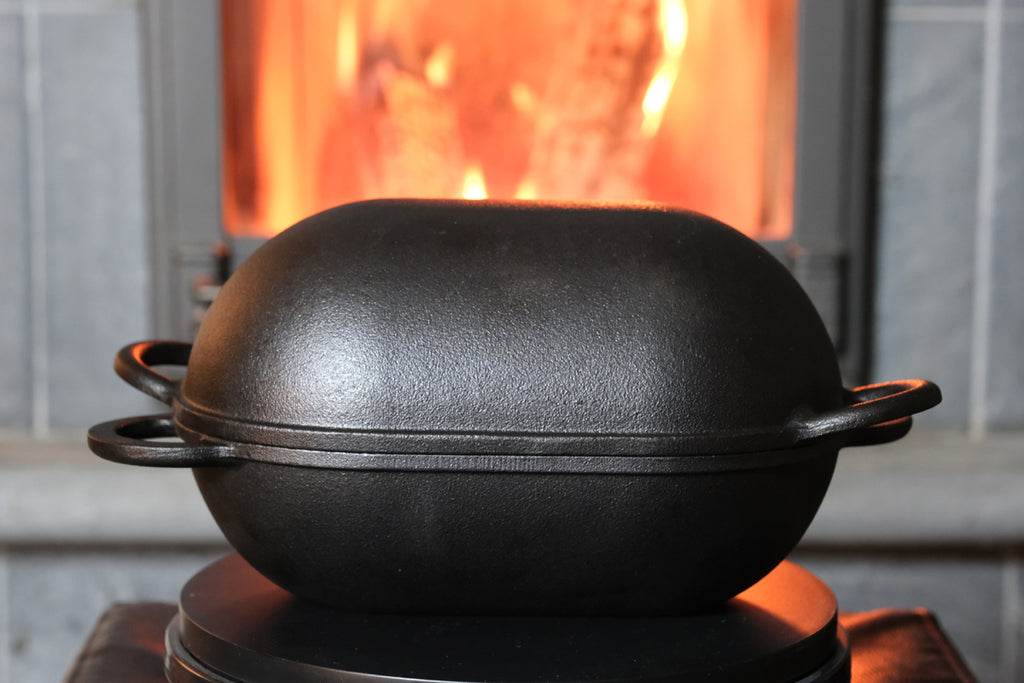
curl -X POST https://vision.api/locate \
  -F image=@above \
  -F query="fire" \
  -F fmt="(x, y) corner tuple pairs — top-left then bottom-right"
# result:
(515, 177), (537, 200)
(462, 164), (488, 200)
(254, 2), (301, 233)
(662, 0), (688, 52)
(509, 82), (537, 116)
(335, 1), (359, 92)
(642, 0), (688, 138)
(222, 0), (796, 240)
(425, 42), (455, 89)
(642, 71), (676, 132)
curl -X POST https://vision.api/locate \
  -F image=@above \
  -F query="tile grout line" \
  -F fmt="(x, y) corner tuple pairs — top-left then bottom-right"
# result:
(968, 0), (1003, 441)
(22, 3), (50, 437)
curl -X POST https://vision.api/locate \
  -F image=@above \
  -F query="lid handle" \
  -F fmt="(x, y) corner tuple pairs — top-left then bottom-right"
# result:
(88, 414), (234, 467)
(115, 341), (192, 405)
(795, 379), (941, 447)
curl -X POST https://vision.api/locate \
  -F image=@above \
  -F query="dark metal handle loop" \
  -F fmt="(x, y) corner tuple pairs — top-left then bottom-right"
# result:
(114, 341), (192, 405)
(87, 414), (234, 467)
(796, 379), (942, 446)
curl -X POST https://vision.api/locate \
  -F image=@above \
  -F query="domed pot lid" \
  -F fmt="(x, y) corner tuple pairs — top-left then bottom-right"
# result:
(108, 200), (940, 458)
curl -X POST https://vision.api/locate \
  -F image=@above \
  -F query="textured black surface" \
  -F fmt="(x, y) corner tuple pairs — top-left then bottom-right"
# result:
(183, 199), (846, 454)
(191, 446), (837, 615)
(87, 200), (941, 615)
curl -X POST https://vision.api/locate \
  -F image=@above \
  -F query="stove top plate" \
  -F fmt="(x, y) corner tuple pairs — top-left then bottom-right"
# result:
(165, 554), (850, 683)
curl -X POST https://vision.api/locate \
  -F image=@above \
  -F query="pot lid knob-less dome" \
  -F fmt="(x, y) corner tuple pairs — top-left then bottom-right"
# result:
(177, 199), (854, 456)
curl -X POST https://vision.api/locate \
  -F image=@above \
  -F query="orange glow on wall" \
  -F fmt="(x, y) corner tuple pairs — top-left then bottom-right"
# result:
(221, 0), (796, 238)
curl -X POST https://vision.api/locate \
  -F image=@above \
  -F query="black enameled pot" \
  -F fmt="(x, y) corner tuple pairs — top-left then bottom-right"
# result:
(88, 199), (940, 615)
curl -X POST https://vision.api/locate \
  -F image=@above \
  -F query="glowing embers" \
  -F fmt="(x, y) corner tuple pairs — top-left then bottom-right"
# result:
(221, 0), (796, 238)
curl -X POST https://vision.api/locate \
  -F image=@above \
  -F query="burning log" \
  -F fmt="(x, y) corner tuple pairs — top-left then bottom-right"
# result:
(358, 63), (466, 198)
(526, 0), (665, 199)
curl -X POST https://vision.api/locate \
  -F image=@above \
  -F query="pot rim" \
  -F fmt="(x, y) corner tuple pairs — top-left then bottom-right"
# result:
(173, 397), (832, 457)
(115, 338), (940, 460)
(172, 378), (938, 457)
(88, 412), (845, 474)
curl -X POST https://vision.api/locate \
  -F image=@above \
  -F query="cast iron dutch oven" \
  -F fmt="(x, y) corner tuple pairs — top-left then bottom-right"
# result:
(88, 199), (940, 616)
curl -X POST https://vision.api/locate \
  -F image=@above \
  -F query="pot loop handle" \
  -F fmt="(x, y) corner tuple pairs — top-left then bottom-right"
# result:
(795, 379), (942, 447)
(88, 414), (234, 467)
(115, 340), (192, 405)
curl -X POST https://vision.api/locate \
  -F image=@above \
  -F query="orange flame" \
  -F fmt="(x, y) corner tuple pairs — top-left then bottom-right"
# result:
(222, 0), (796, 240)
(641, 0), (688, 138)
(462, 164), (488, 199)
(425, 42), (455, 89)
(515, 177), (537, 200)
(255, 2), (301, 231)
(509, 82), (537, 116)
(335, 1), (359, 91)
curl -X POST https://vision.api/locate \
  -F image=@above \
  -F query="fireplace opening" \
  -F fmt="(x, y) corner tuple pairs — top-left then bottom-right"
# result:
(146, 1), (879, 381)
(220, 0), (797, 241)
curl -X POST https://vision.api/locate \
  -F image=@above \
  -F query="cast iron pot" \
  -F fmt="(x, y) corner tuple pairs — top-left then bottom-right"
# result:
(88, 199), (940, 616)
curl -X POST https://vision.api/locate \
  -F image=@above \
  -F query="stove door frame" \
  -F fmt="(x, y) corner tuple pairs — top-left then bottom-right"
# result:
(142, 0), (881, 383)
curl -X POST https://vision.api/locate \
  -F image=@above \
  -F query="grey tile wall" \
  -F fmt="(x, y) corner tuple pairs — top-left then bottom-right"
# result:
(38, 10), (152, 430)
(0, 2), (156, 435)
(4, 548), (225, 683)
(872, 2), (1024, 431)
(0, 1), (189, 436)
(0, 16), (31, 430)
(872, 18), (985, 427)
(985, 15), (1024, 426)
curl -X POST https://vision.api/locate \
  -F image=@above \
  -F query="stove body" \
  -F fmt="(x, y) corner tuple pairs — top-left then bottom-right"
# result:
(163, 555), (851, 683)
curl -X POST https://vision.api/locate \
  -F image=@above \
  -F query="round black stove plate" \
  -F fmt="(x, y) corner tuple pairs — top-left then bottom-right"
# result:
(164, 554), (850, 683)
